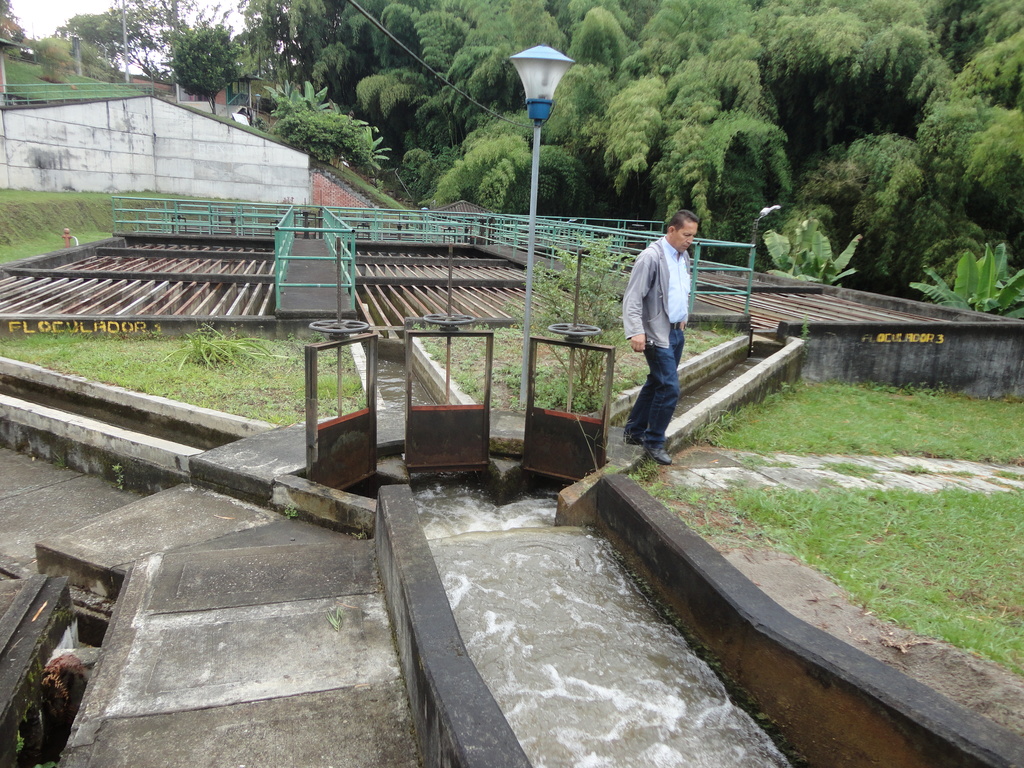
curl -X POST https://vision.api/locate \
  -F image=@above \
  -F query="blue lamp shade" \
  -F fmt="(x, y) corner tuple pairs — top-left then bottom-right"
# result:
(510, 45), (575, 103)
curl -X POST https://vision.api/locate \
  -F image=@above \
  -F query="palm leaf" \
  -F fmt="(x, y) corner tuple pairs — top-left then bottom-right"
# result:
(974, 251), (997, 304)
(910, 269), (971, 309)
(995, 269), (1024, 311)
(952, 253), (979, 299)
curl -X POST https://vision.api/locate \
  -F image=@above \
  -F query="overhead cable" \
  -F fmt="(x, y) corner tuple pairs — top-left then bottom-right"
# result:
(343, 0), (531, 130)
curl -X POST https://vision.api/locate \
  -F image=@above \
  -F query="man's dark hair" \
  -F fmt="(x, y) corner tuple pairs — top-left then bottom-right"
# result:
(667, 209), (700, 230)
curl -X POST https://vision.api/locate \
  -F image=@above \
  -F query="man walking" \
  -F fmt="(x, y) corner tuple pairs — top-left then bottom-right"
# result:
(621, 210), (700, 465)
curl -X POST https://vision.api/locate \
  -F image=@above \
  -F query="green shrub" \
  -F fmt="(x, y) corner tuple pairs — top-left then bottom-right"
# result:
(274, 110), (373, 167)
(764, 218), (861, 284)
(910, 243), (1024, 317)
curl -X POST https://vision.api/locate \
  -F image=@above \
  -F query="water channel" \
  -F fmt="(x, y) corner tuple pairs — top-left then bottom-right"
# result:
(413, 479), (792, 768)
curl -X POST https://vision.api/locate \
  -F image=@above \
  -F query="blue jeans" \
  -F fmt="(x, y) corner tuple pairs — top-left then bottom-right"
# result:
(624, 327), (685, 447)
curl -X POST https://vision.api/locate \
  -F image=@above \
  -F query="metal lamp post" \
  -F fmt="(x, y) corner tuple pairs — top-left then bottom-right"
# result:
(510, 44), (574, 404)
(747, 205), (780, 312)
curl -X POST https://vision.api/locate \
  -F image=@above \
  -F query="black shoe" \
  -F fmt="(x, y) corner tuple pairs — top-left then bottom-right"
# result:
(643, 443), (672, 465)
(623, 432), (643, 446)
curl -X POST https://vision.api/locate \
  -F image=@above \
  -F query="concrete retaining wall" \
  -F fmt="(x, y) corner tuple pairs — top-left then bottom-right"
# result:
(664, 336), (804, 454)
(0, 97), (310, 203)
(0, 357), (273, 449)
(375, 485), (533, 768)
(557, 474), (1024, 768)
(0, 392), (195, 493)
(612, 335), (750, 425)
(780, 321), (1024, 398)
(0, 355), (277, 493)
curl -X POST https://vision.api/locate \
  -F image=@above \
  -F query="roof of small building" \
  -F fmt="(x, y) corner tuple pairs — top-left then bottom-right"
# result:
(432, 200), (492, 214)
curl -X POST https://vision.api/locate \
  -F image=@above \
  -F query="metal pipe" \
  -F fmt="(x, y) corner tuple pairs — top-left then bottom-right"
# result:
(519, 119), (543, 405)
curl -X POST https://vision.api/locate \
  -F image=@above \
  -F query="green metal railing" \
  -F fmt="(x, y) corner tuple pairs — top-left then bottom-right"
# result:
(323, 206), (358, 308)
(323, 206), (755, 312)
(111, 198), (755, 314)
(274, 207), (297, 299)
(274, 206), (357, 312)
(112, 197), (291, 237)
(689, 240), (757, 315)
(0, 82), (155, 106)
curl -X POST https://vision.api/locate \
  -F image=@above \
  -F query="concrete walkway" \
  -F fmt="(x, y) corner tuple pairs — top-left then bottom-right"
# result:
(6, 426), (1022, 766)
(0, 446), (419, 768)
(666, 447), (1024, 493)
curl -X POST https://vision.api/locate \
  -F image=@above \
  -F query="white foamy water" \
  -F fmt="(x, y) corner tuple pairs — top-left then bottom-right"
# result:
(417, 488), (791, 768)
(413, 480), (557, 539)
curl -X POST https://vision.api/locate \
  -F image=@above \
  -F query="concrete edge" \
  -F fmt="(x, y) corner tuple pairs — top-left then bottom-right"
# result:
(375, 485), (532, 768)
(0, 356), (275, 447)
(61, 559), (152, 767)
(188, 424), (306, 507)
(664, 336), (804, 455)
(0, 576), (73, 768)
(558, 475), (1024, 768)
(0, 315), (319, 339)
(408, 337), (475, 406)
(611, 334), (751, 425)
(271, 474), (376, 537)
(0, 393), (191, 493)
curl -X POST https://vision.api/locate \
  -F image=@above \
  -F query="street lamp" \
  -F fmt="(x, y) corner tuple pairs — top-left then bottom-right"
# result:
(746, 205), (781, 313)
(510, 44), (574, 404)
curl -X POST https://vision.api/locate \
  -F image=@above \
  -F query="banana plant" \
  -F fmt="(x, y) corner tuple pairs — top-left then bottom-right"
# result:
(910, 243), (1024, 317)
(268, 81), (336, 117)
(763, 218), (861, 284)
(362, 126), (392, 171)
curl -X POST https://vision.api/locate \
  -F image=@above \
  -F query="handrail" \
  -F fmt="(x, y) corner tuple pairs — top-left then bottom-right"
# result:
(0, 82), (155, 106)
(273, 206), (356, 313)
(322, 206), (755, 309)
(112, 196), (291, 237)
(273, 207), (297, 309)
(110, 198), (755, 312)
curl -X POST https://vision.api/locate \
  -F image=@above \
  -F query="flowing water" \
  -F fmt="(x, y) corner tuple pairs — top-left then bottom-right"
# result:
(377, 339), (431, 408)
(414, 481), (791, 768)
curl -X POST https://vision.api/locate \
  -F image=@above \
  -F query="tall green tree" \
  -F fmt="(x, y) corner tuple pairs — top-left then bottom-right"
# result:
(171, 24), (241, 112)
(1, 0), (23, 40)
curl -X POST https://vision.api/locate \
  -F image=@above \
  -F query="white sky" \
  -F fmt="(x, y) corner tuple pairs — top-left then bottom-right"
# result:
(11, 0), (238, 40)
(13, 0), (116, 40)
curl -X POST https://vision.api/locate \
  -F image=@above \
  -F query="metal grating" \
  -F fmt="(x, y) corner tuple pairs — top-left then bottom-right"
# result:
(357, 285), (526, 330)
(697, 290), (940, 332)
(64, 256), (274, 277)
(0, 275), (274, 316)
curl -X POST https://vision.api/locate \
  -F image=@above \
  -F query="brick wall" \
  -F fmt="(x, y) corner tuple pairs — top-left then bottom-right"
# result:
(312, 170), (369, 208)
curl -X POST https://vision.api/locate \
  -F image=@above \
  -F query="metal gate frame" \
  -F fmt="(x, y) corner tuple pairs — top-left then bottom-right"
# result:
(404, 329), (493, 473)
(305, 332), (378, 489)
(522, 335), (615, 482)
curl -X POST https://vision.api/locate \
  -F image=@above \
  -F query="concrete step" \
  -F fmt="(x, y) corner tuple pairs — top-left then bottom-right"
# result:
(60, 528), (419, 768)
(34, 484), (287, 600)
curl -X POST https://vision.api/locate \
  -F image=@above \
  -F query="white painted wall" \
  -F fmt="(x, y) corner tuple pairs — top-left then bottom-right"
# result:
(0, 96), (310, 203)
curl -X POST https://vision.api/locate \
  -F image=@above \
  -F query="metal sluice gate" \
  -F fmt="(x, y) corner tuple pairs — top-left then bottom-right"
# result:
(305, 332), (378, 491)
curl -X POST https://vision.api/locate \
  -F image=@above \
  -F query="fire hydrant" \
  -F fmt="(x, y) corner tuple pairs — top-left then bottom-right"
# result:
(62, 228), (72, 248)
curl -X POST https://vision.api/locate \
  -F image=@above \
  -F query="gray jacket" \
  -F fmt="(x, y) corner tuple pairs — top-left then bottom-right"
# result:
(622, 238), (691, 348)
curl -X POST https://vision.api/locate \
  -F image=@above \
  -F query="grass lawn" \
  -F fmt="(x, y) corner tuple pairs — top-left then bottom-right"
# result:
(638, 381), (1024, 676)
(0, 332), (321, 425)
(0, 190), (116, 262)
(706, 380), (1024, 465)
